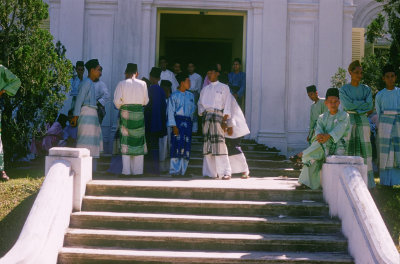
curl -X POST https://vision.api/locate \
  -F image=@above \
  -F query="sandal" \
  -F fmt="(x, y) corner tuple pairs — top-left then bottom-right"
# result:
(1, 171), (9, 181)
(241, 173), (250, 179)
(222, 175), (231, 180)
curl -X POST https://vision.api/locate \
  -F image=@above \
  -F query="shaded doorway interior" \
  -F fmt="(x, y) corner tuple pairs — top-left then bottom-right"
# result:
(158, 12), (245, 77)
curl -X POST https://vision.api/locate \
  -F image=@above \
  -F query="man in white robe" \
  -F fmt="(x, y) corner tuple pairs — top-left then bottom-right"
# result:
(198, 65), (232, 180)
(159, 56), (179, 92)
(113, 63), (149, 175)
(188, 62), (202, 134)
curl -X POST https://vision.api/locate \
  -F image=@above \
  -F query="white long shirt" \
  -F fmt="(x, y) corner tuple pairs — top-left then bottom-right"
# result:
(189, 73), (202, 93)
(113, 77), (149, 109)
(198, 81), (231, 117)
(160, 69), (179, 92)
(225, 94), (250, 139)
(94, 80), (110, 106)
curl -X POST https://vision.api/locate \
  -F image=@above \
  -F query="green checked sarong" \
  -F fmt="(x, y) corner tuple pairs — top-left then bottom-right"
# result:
(119, 104), (147, 156)
(346, 113), (375, 188)
(378, 113), (400, 170)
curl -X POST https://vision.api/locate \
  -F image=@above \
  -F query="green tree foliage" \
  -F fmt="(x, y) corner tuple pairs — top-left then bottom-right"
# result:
(362, 51), (390, 94)
(330, 67), (348, 89)
(0, 0), (72, 163)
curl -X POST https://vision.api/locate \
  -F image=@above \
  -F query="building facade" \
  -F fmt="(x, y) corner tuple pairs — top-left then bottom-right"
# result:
(48, 0), (360, 155)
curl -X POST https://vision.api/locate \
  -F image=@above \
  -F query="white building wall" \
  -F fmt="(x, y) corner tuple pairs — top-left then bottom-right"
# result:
(48, 0), (358, 155)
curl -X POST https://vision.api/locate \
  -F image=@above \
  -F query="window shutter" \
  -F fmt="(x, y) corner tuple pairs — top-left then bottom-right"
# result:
(352, 28), (365, 62)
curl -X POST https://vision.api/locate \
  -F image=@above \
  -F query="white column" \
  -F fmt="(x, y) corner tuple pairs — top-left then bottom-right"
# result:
(140, 0), (154, 78)
(58, 0), (85, 62)
(342, 4), (356, 68)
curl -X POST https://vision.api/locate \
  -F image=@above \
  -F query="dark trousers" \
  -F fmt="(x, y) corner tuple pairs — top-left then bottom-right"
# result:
(145, 133), (160, 175)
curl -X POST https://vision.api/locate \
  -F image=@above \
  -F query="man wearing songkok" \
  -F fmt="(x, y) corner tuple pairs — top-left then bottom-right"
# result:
(198, 64), (232, 180)
(375, 64), (400, 186)
(94, 66), (110, 125)
(167, 73), (196, 177)
(0, 64), (21, 181)
(339, 60), (375, 188)
(306, 85), (327, 144)
(71, 59), (103, 171)
(159, 56), (179, 93)
(225, 93), (251, 179)
(145, 67), (167, 175)
(298, 88), (350, 190)
(114, 63), (149, 176)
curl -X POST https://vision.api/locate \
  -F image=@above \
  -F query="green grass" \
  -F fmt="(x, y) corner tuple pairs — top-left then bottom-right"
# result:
(0, 167), (44, 257)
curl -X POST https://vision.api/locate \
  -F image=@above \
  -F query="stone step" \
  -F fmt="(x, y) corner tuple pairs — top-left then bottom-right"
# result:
(82, 196), (329, 217)
(64, 228), (348, 253)
(58, 247), (354, 263)
(85, 180), (325, 202)
(185, 165), (299, 177)
(70, 212), (341, 234)
(189, 157), (293, 168)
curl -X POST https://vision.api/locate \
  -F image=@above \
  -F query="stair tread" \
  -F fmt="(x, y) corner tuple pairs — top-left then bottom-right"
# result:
(72, 211), (338, 224)
(66, 228), (346, 241)
(59, 247), (353, 261)
(83, 195), (327, 207)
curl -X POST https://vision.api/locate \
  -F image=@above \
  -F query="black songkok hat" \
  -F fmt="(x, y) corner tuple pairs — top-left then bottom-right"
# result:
(306, 85), (317, 93)
(125, 63), (138, 74)
(150, 67), (161, 78)
(85, 59), (99, 71)
(160, 80), (172, 87)
(326, 88), (339, 99)
(76, 61), (84, 67)
(207, 64), (219, 72)
(382, 64), (396, 76)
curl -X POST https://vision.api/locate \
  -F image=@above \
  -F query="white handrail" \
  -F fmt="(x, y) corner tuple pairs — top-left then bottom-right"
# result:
(322, 156), (400, 264)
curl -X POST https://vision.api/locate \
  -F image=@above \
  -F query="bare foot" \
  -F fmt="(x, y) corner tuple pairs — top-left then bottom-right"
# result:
(1, 171), (9, 181)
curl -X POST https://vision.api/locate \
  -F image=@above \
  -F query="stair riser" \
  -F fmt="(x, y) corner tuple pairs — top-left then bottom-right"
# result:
(82, 200), (329, 217)
(86, 186), (324, 202)
(70, 216), (341, 234)
(64, 234), (348, 252)
(58, 254), (353, 264)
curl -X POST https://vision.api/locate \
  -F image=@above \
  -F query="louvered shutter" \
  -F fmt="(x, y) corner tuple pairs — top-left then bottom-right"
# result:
(352, 28), (365, 62)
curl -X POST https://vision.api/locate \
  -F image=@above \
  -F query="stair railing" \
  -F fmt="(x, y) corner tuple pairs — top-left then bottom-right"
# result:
(0, 148), (92, 264)
(322, 155), (399, 264)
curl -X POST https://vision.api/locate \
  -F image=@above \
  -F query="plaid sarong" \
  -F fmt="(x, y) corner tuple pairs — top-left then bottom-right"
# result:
(378, 113), (400, 170)
(120, 104), (147, 156)
(346, 113), (375, 188)
(170, 115), (192, 160)
(202, 109), (228, 156)
(77, 106), (103, 158)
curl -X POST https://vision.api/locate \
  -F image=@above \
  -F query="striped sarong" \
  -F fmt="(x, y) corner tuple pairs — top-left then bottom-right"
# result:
(120, 104), (147, 156)
(203, 109), (228, 156)
(346, 113), (375, 188)
(77, 106), (103, 158)
(378, 113), (400, 170)
(170, 115), (192, 160)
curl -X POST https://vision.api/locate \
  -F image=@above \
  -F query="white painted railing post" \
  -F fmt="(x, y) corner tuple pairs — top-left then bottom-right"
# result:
(322, 155), (399, 264)
(45, 147), (92, 211)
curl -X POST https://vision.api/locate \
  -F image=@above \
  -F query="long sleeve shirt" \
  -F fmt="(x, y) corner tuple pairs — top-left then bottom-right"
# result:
(375, 87), (400, 118)
(189, 73), (202, 93)
(160, 69), (179, 93)
(309, 99), (328, 139)
(198, 81), (231, 117)
(167, 90), (196, 127)
(94, 80), (110, 106)
(70, 76), (84, 97)
(113, 77), (149, 109)
(145, 84), (167, 134)
(339, 83), (373, 114)
(314, 110), (350, 144)
(0, 65), (21, 96)
(73, 78), (97, 116)
(228, 71), (246, 98)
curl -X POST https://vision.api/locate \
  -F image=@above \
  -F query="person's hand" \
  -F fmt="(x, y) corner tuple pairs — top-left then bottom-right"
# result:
(306, 136), (310, 142)
(70, 116), (79, 127)
(227, 127), (233, 136)
(221, 122), (228, 131)
(316, 133), (331, 144)
(173, 126), (179, 136)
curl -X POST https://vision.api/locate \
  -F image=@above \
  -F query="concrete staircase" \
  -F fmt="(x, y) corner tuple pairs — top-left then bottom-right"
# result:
(57, 137), (354, 263)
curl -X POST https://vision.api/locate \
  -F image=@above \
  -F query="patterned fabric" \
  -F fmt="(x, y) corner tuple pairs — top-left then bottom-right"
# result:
(346, 113), (375, 188)
(378, 113), (400, 170)
(170, 115), (192, 160)
(202, 109), (228, 156)
(76, 106), (103, 158)
(119, 104), (147, 156)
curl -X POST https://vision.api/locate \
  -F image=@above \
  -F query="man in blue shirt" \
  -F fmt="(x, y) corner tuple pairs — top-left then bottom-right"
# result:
(228, 58), (246, 106)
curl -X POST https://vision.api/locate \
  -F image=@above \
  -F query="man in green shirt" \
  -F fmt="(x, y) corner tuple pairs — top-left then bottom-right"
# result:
(307, 85), (328, 144)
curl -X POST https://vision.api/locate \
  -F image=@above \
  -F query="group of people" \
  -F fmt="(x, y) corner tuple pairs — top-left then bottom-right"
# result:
(293, 60), (400, 190)
(66, 57), (250, 179)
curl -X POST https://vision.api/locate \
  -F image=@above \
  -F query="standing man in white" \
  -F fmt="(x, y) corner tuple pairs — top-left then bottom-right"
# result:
(113, 63), (149, 176)
(159, 56), (179, 93)
(198, 64), (232, 180)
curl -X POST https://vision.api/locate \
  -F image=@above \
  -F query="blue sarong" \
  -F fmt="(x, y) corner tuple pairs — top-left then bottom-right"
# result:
(170, 115), (192, 160)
